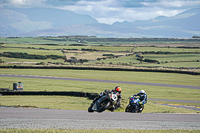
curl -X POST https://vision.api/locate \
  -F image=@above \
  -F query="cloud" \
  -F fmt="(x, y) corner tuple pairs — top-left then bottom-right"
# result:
(141, 0), (200, 8)
(0, 0), (48, 8)
(57, 0), (188, 24)
(57, 0), (121, 24)
(1, 0), (200, 24)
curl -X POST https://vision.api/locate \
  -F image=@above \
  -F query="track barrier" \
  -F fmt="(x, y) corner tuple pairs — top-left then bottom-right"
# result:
(0, 91), (99, 100)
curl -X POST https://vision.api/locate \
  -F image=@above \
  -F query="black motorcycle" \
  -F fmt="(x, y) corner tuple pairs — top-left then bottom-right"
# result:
(88, 92), (118, 113)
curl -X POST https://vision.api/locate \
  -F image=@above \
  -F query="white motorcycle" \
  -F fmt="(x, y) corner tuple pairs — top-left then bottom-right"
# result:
(88, 92), (118, 113)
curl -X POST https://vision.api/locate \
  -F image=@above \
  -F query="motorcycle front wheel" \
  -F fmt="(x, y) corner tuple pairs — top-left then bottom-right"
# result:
(88, 103), (94, 113)
(125, 105), (132, 112)
(125, 105), (137, 113)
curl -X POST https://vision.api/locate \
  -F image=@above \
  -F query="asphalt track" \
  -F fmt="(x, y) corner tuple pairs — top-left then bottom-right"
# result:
(0, 107), (200, 130)
(1, 74), (200, 89)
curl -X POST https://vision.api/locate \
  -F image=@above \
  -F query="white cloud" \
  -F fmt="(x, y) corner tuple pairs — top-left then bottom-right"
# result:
(77, 0), (116, 6)
(57, 2), (184, 24)
(3, 0), (48, 8)
(57, 0), (121, 24)
(10, 0), (28, 6)
(142, 0), (200, 8)
(1, 0), (199, 24)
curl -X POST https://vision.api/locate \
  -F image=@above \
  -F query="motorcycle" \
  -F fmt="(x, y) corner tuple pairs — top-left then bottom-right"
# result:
(88, 92), (118, 113)
(125, 96), (143, 113)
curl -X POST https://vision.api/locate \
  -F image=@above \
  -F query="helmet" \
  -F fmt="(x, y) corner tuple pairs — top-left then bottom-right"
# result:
(115, 86), (122, 93)
(140, 90), (145, 95)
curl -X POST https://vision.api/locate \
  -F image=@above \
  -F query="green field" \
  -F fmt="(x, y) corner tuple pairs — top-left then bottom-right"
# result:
(135, 62), (200, 67)
(1, 37), (200, 70)
(0, 37), (200, 114)
(0, 47), (63, 56)
(3, 44), (89, 51)
(0, 37), (71, 45)
(1, 69), (200, 86)
(134, 47), (200, 53)
(1, 37), (200, 45)
(0, 69), (199, 113)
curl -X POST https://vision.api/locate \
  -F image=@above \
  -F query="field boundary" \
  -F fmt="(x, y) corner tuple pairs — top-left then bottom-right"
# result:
(0, 65), (199, 75)
(1, 91), (200, 104)
(0, 91), (98, 100)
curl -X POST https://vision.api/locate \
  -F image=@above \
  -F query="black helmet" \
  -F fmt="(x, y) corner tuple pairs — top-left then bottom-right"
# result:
(115, 86), (122, 93)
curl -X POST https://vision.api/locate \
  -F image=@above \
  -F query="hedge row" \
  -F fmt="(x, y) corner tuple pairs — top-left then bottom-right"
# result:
(0, 91), (99, 100)
(135, 51), (200, 54)
(0, 52), (65, 60)
(1, 65), (199, 75)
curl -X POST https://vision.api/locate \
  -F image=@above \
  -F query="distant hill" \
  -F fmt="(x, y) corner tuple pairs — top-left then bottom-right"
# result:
(112, 8), (200, 38)
(12, 8), (98, 27)
(0, 8), (98, 37)
(0, 8), (52, 36)
(0, 7), (200, 38)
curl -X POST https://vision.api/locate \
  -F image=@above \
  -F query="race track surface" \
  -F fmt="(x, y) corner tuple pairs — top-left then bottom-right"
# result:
(0, 107), (200, 130)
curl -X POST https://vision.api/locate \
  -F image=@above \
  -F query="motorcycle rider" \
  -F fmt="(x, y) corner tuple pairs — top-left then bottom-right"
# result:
(92, 86), (122, 111)
(130, 90), (147, 112)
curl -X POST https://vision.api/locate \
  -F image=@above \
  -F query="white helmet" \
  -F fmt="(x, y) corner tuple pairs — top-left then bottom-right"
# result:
(140, 90), (145, 95)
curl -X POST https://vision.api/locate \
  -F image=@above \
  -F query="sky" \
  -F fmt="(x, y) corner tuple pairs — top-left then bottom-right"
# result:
(1, 0), (200, 24)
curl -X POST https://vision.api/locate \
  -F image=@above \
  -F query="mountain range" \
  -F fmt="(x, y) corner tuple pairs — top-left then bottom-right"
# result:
(0, 7), (200, 38)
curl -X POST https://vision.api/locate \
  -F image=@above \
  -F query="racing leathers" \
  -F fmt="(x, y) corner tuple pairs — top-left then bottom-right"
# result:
(131, 93), (147, 112)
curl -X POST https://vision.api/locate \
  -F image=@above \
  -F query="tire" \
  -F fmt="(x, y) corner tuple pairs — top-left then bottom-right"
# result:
(138, 105), (144, 113)
(88, 103), (94, 113)
(97, 100), (110, 113)
(125, 105), (130, 112)
(108, 107), (114, 112)
(126, 105), (137, 113)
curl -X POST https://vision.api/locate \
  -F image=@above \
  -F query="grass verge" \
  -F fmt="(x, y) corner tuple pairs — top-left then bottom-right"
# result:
(0, 96), (198, 113)
(1, 69), (200, 86)
(0, 69), (199, 113)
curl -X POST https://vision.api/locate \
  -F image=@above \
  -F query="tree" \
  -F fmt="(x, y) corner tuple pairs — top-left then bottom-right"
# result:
(192, 36), (200, 38)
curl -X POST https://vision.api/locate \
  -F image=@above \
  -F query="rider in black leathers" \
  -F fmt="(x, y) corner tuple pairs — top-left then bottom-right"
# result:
(92, 86), (122, 111)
